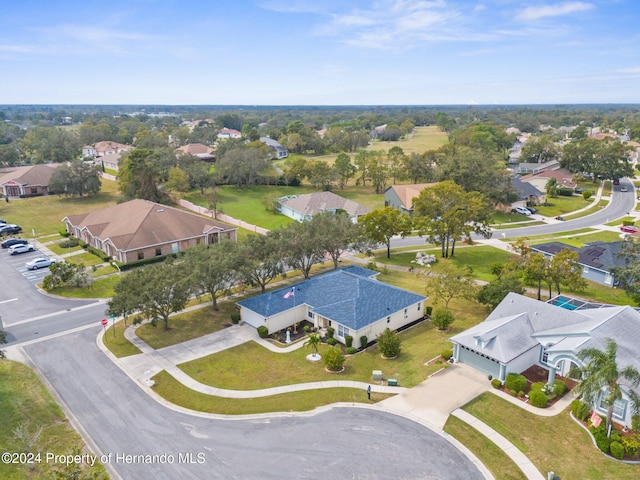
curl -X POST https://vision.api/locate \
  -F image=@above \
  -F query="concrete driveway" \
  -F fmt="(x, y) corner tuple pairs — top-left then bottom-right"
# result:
(380, 363), (489, 429)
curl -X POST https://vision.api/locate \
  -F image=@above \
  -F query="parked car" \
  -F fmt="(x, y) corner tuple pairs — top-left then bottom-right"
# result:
(514, 206), (532, 216)
(1, 238), (28, 249)
(0, 224), (22, 235)
(620, 225), (640, 234)
(25, 257), (56, 270)
(9, 243), (35, 255)
(620, 186), (629, 192)
(526, 206), (537, 214)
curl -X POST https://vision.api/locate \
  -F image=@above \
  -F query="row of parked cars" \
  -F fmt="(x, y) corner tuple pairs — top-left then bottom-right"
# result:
(0, 218), (22, 236)
(1, 220), (57, 270)
(513, 206), (537, 216)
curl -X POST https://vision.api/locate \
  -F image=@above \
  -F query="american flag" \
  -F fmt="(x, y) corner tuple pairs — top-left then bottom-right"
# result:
(284, 288), (295, 299)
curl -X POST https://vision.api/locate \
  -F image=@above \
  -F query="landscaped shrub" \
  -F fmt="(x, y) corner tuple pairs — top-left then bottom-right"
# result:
(610, 441), (625, 460)
(59, 229), (70, 237)
(591, 425), (610, 454)
(303, 325), (310, 333)
(440, 348), (453, 361)
(230, 312), (241, 324)
(518, 391), (524, 398)
(510, 389), (517, 396)
(529, 390), (548, 408)
(582, 190), (592, 201)
(553, 380), (567, 396)
(610, 431), (622, 443)
(557, 186), (574, 196)
(376, 328), (401, 358)
(633, 415), (640, 432)
(346, 347), (357, 355)
(327, 327), (335, 339)
(623, 219), (636, 226)
(425, 306), (433, 316)
(571, 399), (591, 421)
(59, 237), (80, 249)
(323, 346), (345, 372)
(622, 436), (640, 457)
(491, 378), (502, 389)
(431, 308), (455, 331)
(530, 382), (545, 393)
(257, 326), (268, 338)
(345, 335), (353, 348)
(359, 335), (368, 349)
(326, 337), (337, 346)
(505, 373), (527, 393)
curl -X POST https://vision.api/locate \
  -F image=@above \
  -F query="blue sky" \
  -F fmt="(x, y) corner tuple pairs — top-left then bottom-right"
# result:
(1, 0), (639, 105)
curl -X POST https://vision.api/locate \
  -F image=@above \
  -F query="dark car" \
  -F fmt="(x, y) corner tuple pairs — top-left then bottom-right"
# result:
(1, 238), (28, 249)
(0, 224), (22, 235)
(526, 206), (537, 214)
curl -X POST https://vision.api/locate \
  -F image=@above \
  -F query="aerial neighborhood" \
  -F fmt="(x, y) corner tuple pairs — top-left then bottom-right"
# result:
(3, 104), (640, 479)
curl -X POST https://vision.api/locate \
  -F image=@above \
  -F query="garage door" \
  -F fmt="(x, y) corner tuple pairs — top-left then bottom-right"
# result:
(458, 347), (500, 379)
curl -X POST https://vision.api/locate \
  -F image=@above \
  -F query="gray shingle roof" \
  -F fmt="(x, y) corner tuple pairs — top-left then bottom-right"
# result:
(237, 267), (425, 330)
(279, 191), (371, 218)
(531, 241), (626, 273)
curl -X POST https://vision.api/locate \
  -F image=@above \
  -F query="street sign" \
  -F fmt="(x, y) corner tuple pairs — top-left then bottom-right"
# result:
(100, 318), (108, 326)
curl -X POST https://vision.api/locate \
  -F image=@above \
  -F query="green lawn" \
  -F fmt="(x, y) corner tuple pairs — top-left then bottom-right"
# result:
(102, 320), (143, 357)
(443, 416), (526, 480)
(562, 199), (609, 220)
(367, 126), (449, 155)
(0, 361), (108, 480)
(3, 178), (122, 237)
(45, 238), (84, 255)
(527, 230), (622, 248)
(462, 393), (640, 480)
(535, 195), (594, 217)
(48, 275), (120, 298)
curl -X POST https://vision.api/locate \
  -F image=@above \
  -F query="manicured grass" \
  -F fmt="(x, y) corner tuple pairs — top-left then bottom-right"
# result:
(606, 216), (635, 227)
(0, 361), (108, 480)
(367, 126), (449, 155)
(136, 302), (237, 349)
(535, 195), (594, 217)
(46, 238), (84, 255)
(47, 275), (120, 298)
(491, 211), (540, 226)
(102, 320), (143, 358)
(151, 370), (392, 414)
(462, 393), (640, 479)
(443, 416), (526, 480)
(3, 178), (122, 237)
(506, 228), (596, 242)
(333, 186), (385, 209)
(529, 230), (622, 248)
(492, 221), (546, 229)
(63, 252), (104, 267)
(562, 199), (608, 220)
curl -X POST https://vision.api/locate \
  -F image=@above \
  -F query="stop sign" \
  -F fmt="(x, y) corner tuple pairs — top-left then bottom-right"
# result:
(101, 318), (108, 326)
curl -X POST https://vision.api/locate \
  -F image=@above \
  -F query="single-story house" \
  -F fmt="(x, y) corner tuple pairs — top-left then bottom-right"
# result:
(510, 175), (546, 209)
(450, 292), (640, 427)
(0, 164), (60, 198)
(237, 266), (426, 346)
(278, 191), (371, 223)
(384, 184), (436, 215)
(63, 199), (237, 264)
(100, 153), (123, 172)
(520, 166), (576, 193)
(82, 141), (133, 158)
(260, 137), (288, 159)
(530, 241), (625, 287)
(176, 143), (215, 162)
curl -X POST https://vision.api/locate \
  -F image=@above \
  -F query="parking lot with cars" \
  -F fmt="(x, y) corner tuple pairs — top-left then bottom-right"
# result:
(0, 240), (56, 282)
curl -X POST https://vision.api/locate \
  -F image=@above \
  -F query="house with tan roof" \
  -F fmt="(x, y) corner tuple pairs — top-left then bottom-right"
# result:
(176, 143), (215, 161)
(519, 167), (576, 192)
(217, 128), (242, 139)
(82, 141), (133, 158)
(0, 164), (60, 198)
(384, 183), (436, 215)
(278, 191), (371, 223)
(63, 199), (237, 264)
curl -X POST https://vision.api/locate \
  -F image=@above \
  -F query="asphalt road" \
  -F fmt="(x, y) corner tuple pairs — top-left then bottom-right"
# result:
(23, 329), (485, 480)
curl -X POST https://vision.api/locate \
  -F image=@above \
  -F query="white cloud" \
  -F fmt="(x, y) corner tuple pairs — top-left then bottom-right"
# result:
(516, 2), (594, 21)
(616, 66), (640, 74)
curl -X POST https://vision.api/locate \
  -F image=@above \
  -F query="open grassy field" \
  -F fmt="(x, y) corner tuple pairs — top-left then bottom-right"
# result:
(462, 393), (640, 480)
(1, 178), (122, 237)
(368, 126), (449, 155)
(0, 361), (108, 480)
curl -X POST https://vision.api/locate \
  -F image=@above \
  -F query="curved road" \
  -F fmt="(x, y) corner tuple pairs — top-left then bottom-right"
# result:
(391, 179), (636, 247)
(22, 329), (486, 480)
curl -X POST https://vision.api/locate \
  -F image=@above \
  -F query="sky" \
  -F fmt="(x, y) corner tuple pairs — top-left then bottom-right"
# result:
(1, 0), (639, 105)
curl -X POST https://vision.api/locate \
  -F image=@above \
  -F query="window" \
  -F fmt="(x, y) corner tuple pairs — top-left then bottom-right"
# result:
(542, 351), (549, 364)
(137, 252), (144, 260)
(337, 324), (350, 338)
(604, 274), (613, 285)
(583, 266), (589, 274)
(387, 316), (391, 323)
(155, 248), (162, 257)
(599, 393), (626, 419)
(417, 304), (421, 311)
(404, 308), (408, 319)
(308, 311), (314, 319)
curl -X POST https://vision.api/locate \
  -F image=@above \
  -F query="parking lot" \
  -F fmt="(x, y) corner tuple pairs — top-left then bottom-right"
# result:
(0, 243), (54, 283)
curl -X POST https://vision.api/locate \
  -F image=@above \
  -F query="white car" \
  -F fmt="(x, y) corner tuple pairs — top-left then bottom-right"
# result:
(9, 243), (35, 255)
(25, 257), (56, 270)
(514, 206), (532, 216)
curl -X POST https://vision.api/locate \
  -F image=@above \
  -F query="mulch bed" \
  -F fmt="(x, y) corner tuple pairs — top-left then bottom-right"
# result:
(270, 320), (314, 344)
(498, 365), (577, 407)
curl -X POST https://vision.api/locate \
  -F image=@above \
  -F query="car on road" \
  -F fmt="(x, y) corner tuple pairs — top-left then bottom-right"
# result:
(9, 243), (35, 255)
(1, 238), (28, 249)
(0, 224), (22, 235)
(620, 225), (640, 234)
(620, 186), (629, 192)
(514, 206), (532, 216)
(25, 257), (56, 270)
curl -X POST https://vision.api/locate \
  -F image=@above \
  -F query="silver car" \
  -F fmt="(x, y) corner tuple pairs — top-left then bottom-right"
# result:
(25, 257), (56, 270)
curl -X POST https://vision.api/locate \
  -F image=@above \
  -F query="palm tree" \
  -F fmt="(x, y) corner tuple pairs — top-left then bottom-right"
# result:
(575, 338), (640, 436)
(304, 333), (320, 357)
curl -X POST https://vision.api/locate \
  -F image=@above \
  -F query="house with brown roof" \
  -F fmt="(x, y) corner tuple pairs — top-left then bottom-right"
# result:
(217, 128), (242, 140)
(278, 191), (371, 223)
(63, 199), (237, 263)
(519, 167), (576, 193)
(384, 183), (436, 215)
(0, 164), (60, 198)
(176, 143), (216, 161)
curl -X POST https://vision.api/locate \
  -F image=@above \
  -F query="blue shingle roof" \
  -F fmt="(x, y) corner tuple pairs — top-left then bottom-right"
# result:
(237, 267), (426, 330)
